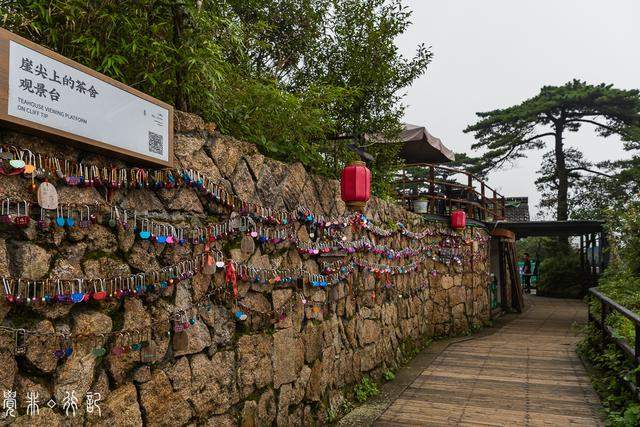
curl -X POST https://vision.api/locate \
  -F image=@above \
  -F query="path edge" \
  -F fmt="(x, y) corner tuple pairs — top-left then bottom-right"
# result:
(336, 307), (526, 426)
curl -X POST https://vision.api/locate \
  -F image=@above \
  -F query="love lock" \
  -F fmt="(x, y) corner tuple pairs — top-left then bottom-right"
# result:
(79, 205), (92, 228)
(55, 206), (65, 227)
(71, 279), (85, 303)
(8, 159), (25, 171)
(156, 225), (167, 244)
(139, 219), (151, 239)
(13, 201), (30, 228)
(91, 335), (107, 357)
(65, 206), (75, 227)
(92, 279), (107, 301)
(64, 176), (80, 186)
(166, 228), (175, 244)
(0, 199), (13, 224)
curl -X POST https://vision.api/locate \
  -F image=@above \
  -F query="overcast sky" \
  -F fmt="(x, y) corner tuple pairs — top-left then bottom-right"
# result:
(396, 0), (639, 218)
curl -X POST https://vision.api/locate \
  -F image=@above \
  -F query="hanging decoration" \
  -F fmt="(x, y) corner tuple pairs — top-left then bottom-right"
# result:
(340, 161), (371, 210)
(451, 209), (466, 230)
(0, 141), (492, 366)
(0, 142), (472, 245)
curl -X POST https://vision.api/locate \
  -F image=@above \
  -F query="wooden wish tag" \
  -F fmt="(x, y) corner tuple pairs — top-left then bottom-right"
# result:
(37, 181), (59, 210)
(172, 331), (189, 352)
(240, 234), (255, 255)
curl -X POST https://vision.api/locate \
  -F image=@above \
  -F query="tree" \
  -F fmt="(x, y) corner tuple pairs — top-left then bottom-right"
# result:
(1, 0), (242, 119)
(294, 0), (433, 194)
(536, 150), (640, 220)
(224, 0), (330, 83)
(534, 148), (600, 218)
(464, 80), (640, 223)
(1, 0), (430, 195)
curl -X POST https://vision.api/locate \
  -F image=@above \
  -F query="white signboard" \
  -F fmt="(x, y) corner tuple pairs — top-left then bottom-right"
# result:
(0, 29), (173, 166)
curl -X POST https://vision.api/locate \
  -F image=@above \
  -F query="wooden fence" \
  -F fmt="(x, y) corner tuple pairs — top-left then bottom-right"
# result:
(588, 287), (640, 398)
(394, 163), (506, 222)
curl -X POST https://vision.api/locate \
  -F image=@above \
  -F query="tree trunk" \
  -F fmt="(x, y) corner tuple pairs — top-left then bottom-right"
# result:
(554, 123), (570, 248)
(172, 5), (189, 112)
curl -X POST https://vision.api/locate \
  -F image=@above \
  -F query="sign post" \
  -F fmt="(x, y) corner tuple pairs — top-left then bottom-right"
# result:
(0, 28), (173, 167)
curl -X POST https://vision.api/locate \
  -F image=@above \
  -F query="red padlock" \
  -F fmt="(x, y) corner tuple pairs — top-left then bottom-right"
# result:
(13, 201), (30, 228)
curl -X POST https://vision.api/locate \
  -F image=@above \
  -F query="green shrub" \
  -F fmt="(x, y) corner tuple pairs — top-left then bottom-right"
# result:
(578, 199), (640, 426)
(578, 326), (640, 426)
(382, 370), (396, 381)
(536, 250), (584, 298)
(353, 377), (379, 403)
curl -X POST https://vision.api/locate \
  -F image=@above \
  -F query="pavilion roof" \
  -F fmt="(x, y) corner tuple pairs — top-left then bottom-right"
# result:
(363, 124), (455, 164)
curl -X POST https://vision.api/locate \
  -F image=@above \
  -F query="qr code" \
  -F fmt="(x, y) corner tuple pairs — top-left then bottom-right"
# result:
(148, 131), (163, 155)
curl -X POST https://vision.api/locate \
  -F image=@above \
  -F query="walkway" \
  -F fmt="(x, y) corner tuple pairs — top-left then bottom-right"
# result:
(376, 296), (603, 426)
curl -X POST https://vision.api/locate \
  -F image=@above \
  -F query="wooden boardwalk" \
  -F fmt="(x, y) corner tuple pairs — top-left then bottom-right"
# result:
(376, 296), (603, 426)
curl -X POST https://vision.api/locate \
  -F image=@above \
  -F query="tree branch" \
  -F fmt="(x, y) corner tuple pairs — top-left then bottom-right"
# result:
(566, 167), (613, 178)
(566, 118), (626, 137)
(522, 132), (556, 143)
(479, 132), (555, 172)
(544, 113), (558, 123)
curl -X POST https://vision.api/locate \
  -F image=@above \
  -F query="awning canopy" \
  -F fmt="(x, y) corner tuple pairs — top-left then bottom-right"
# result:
(493, 220), (604, 238)
(363, 124), (455, 164)
(397, 124), (455, 164)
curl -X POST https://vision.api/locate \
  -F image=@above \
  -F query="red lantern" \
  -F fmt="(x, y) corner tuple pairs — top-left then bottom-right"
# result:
(340, 161), (371, 210)
(451, 210), (466, 230)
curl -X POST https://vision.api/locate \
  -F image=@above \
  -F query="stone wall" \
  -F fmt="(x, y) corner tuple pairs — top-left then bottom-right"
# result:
(0, 111), (491, 426)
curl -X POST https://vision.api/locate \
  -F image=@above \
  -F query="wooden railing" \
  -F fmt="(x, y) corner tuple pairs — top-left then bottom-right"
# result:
(393, 163), (506, 222)
(588, 288), (640, 398)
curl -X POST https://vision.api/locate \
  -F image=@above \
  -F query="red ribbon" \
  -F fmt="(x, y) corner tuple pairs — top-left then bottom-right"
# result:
(225, 262), (238, 298)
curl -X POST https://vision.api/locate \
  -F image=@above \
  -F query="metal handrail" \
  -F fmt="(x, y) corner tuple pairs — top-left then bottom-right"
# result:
(393, 163), (507, 222)
(588, 287), (640, 398)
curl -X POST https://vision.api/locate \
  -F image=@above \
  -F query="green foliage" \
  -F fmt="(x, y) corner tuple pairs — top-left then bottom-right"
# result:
(213, 75), (340, 171)
(382, 370), (396, 381)
(536, 249), (584, 298)
(578, 326), (640, 426)
(535, 149), (640, 221)
(326, 408), (337, 423)
(341, 400), (354, 414)
(353, 376), (379, 403)
(578, 198), (640, 426)
(610, 200), (640, 276)
(1, 0), (431, 196)
(464, 80), (640, 221)
(2, 0), (242, 112)
(515, 237), (557, 263)
(465, 80), (640, 171)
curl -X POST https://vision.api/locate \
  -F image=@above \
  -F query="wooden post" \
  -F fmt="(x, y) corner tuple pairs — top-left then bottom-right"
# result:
(466, 174), (473, 217)
(635, 323), (640, 388)
(429, 165), (435, 214)
(401, 168), (407, 209)
(600, 300), (607, 350)
(580, 235), (586, 291)
(480, 182), (486, 221)
(602, 232), (610, 270)
(498, 240), (508, 310)
(591, 233), (598, 276)
(598, 232), (605, 274)
(493, 190), (498, 221)
(587, 234), (591, 275)
(580, 235), (584, 269)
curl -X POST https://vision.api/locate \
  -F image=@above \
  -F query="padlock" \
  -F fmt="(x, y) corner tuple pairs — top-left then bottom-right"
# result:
(0, 199), (12, 224)
(13, 201), (30, 228)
